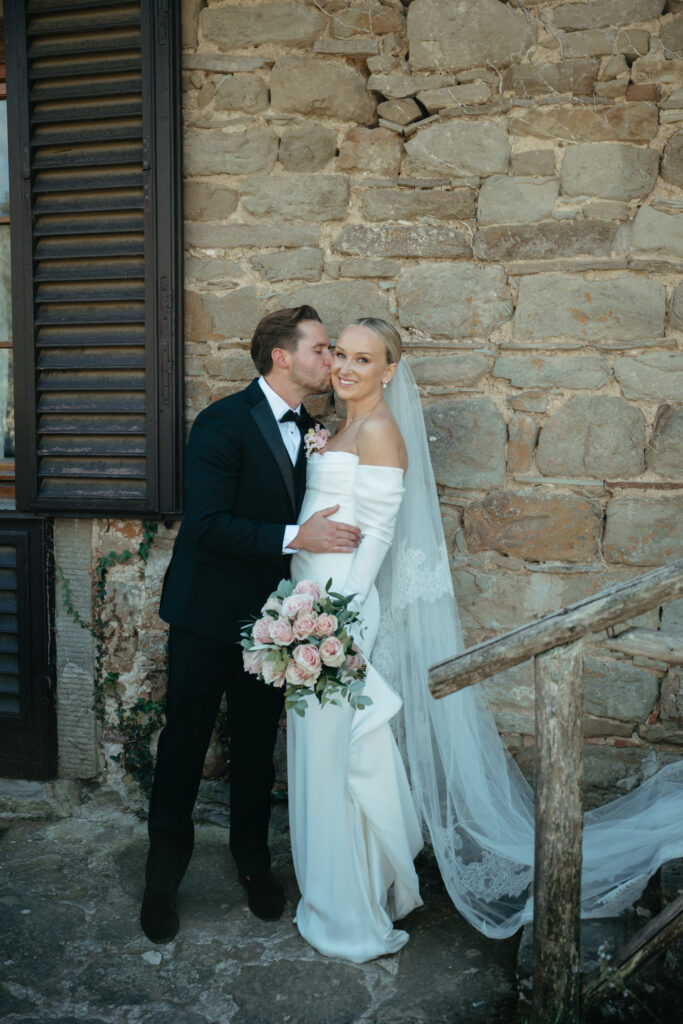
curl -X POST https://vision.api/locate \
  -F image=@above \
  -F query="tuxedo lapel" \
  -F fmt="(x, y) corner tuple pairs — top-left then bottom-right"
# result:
(249, 392), (297, 514)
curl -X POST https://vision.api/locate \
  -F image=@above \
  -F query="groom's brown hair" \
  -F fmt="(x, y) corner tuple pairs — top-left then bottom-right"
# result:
(250, 305), (322, 374)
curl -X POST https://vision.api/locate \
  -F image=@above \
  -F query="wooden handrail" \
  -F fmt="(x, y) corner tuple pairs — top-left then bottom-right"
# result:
(427, 556), (683, 1024)
(429, 557), (683, 698)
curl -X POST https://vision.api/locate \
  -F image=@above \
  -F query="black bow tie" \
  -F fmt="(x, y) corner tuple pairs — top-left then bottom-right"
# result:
(280, 408), (307, 433)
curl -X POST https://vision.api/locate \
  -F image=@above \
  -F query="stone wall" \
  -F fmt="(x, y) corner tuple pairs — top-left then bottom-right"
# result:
(93, 0), (683, 801)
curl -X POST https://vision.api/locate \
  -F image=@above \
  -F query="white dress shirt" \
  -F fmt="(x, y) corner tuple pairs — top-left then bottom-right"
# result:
(258, 376), (301, 552)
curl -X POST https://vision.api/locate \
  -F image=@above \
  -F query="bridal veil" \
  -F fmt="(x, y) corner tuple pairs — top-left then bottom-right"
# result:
(374, 359), (683, 939)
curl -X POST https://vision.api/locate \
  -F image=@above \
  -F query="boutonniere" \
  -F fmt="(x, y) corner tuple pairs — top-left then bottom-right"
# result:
(303, 424), (331, 460)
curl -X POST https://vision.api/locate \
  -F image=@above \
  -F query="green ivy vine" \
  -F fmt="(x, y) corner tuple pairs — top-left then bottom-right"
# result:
(56, 519), (167, 797)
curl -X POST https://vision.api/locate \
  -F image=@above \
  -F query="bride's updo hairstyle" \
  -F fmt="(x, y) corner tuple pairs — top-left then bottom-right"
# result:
(347, 318), (402, 366)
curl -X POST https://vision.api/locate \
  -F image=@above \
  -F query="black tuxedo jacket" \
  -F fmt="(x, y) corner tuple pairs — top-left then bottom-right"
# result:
(160, 379), (312, 643)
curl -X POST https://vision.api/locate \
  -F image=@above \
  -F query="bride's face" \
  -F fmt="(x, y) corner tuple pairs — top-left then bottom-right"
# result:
(332, 326), (395, 402)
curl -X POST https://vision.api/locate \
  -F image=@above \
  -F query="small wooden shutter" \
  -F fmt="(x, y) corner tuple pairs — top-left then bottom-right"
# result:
(0, 516), (55, 779)
(6, 0), (183, 515)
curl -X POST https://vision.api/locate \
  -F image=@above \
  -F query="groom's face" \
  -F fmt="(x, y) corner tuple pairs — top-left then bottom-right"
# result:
(288, 320), (333, 394)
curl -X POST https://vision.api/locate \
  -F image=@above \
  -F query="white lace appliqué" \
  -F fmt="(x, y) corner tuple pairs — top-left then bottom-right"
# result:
(391, 539), (453, 611)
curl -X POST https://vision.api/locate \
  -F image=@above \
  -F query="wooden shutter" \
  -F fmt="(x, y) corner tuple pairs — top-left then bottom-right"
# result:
(0, 516), (55, 779)
(6, 0), (183, 515)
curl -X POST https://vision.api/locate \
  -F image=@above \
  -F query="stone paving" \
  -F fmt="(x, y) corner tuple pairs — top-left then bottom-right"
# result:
(0, 796), (519, 1024)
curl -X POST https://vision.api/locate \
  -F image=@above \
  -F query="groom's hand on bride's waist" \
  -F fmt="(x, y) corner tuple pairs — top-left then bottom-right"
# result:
(291, 506), (361, 554)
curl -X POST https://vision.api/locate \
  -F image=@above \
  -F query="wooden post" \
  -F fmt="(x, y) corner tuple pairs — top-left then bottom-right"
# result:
(533, 639), (584, 1024)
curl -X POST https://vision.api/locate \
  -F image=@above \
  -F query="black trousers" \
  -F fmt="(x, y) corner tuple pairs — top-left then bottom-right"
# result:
(145, 625), (285, 892)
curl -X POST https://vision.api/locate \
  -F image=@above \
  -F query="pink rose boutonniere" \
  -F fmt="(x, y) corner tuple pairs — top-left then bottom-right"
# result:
(303, 425), (331, 460)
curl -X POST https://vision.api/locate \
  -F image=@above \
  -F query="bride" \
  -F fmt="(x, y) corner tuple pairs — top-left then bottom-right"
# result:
(288, 317), (683, 961)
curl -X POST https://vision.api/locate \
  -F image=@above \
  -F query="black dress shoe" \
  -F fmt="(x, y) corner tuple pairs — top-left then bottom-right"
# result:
(140, 886), (179, 943)
(239, 870), (285, 921)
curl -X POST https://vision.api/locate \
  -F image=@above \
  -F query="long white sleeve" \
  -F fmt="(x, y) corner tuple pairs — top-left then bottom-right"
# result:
(340, 466), (405, 610)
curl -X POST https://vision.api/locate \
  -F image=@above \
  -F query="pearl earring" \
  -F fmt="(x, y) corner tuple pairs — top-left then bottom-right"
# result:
(382, 379), (388, 389)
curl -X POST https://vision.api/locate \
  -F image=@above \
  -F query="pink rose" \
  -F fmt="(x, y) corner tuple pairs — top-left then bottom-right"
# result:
(285, 661), (316, 687)
(315, 612), (338, 638)
(261, 652), (286, 688)
(252, 617), (272, 644)
(344, 652), (365, 672)
(293, 579), (324, 603)
(281, 593), (315, 619)
(269, 617), (294, 646)
(293, 612), (318, 640)
(319, 636), (345, 668)
(261, 595), (283, 615)
(292, 643), (322, 677)
(243, 650), (263, 676)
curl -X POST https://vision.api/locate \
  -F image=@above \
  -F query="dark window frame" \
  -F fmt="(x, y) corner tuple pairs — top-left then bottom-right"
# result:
(5, 0), (184, 517)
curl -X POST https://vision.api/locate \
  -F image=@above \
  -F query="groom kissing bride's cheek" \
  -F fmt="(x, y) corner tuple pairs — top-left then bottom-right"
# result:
(140, 304), (377, 946)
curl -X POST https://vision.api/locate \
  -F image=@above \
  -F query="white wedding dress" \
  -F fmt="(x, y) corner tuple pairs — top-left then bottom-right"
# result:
(288, 451), (424, 963)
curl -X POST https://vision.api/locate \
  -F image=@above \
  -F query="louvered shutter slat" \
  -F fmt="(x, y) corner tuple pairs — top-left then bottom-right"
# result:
(8, 0), (183, 514)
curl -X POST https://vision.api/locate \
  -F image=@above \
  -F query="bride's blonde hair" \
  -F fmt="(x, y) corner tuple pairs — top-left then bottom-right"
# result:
(347, 317), (402, 365)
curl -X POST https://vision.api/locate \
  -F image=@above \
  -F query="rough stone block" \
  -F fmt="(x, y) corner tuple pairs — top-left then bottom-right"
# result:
(626, 83), (658, 101)
(404, 120), (510, 178)
(240, 175), (349, 222)
(553, 1), (665, 31)
(509, 103), (659, 143)
(204, 349), (255, 381)
(493, 354), (610, 390)
(671, 282), (683, 331)
(185, 257), (243, 284)
(582, 200), (629, 221)
(473, 220), (619, 262)
(201, 288), (266, 340)
(330, 3), (405, 39)
(183, 0), (203, 50)
(503, 60), (599, 97)
(278, 123), (338, 172)
(660, 669), (683, 727)
(184, 182), (238, 221)
(337, 258), (402, 278)
(423, 398), (506, 488)
(583, 656), (659, 723)
(338, 127), (403, 176)
(604, 497), (683, 564)
(663, 86), (683, 107)
(367, 73), (453, 100)
(407, 353), (490, 387)
(514, 274), (665, 342)
(271, 57), (375, 124)
(464, 491), (603, 562)
(647, 404), (683, 477)
(536, 396), (646, 478)
(214, 74), (268, 113)
(185, 289), (213, 343)
(184, 127), (278, 175)
(662, 14), (683, 57)
(407, 0), (537, 73)
(200, 3), (325, 49)
(377, 98), (421, 126)
(278, 281), (391, 337)
(417, 82), (491, 112)
(553, 28), (650, 59)
(561, 142), (659, 200)
(333, 224), (470, 259)
(362, 187), (476, 221)
(661, 130), (683, 188)
(662, 598), (683, 637)
(250, 248), (323, 283)
(397, 263), (512, 338)
(511, 149), (556, 176)
(185, 222), (320, 250)
(506, 413), (538, 473)
(508, 390), (548, 413)
(314, 39), (379, 57)
(631, 206), (683, 261)
(614, 352), (683, 402)
(477, 175), (558, 225)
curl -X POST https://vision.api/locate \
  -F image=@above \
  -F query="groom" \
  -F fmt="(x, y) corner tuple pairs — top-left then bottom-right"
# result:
(141, 305), (360, 943)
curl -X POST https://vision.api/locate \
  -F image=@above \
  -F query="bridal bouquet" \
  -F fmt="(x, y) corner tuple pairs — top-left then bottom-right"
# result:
(240, 578), (371, 717)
